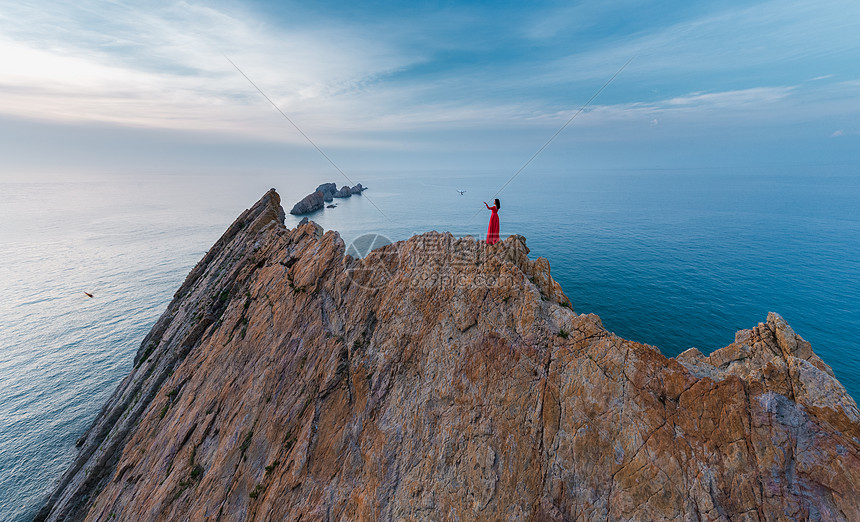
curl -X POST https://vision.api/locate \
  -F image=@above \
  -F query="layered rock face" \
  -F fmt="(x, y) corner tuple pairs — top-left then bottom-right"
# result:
(39, 190), (860, 521)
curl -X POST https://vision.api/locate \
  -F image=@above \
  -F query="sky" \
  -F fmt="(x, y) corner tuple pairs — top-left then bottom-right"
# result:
(1, 0), (858, 179)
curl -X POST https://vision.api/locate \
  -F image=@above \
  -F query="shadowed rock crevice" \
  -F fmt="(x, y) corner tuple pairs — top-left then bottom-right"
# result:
(38, 189), (860, 521)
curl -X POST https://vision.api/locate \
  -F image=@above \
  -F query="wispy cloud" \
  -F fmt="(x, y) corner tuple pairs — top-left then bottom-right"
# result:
(0, 1), (419, 144)
(661, 87), (794, 109)
(527, 0), (860, 93)
(0, 0), (858, 171)
(524, 86), (795, 127)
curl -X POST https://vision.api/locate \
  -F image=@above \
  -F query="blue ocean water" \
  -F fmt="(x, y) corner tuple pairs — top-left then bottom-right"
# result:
(1, 168), (857, 520)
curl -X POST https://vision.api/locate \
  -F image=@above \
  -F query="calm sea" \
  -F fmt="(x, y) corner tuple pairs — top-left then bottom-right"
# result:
(1, 168), (858, 520)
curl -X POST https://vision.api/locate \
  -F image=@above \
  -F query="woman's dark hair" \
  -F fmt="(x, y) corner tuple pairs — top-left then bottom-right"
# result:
(494, 198), (501, 210)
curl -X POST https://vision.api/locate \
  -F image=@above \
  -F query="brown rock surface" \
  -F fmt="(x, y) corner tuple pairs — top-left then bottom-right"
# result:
(38, 190), (860, 521)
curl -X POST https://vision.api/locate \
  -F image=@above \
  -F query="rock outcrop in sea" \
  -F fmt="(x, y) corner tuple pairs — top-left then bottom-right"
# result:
(37, 190), (860, 521)
(332, 185), (352, 198)
(315, 182), (337, 202)
(289, 182), (367, 214)
(288, 190), (324, 215)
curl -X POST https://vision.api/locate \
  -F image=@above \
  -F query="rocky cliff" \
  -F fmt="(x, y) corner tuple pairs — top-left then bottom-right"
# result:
(38, 189), (860, 521)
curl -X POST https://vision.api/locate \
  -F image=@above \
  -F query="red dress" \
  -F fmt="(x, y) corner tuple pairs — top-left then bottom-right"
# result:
(485, 203), (500, 245)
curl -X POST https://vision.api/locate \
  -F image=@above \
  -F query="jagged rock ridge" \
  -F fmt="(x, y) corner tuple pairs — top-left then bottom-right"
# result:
(38, 190), (860, 521)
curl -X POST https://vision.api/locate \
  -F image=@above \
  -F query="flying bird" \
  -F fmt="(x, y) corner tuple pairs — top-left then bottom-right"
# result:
(84, 292), (94, 298)
(457, 190), (466, 195)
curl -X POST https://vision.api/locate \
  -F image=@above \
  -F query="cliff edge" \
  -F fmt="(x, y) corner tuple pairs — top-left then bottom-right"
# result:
(38, 189), (860, 521)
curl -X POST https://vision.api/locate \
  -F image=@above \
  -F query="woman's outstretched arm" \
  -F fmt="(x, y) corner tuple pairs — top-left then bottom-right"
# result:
(484, 201), (491, 209)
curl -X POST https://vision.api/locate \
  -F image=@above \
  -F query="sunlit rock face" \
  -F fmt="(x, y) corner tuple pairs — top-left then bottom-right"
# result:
(38, 190), (860, 521)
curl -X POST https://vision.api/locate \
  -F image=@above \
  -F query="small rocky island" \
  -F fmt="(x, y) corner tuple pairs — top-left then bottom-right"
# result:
(289, 182), (366, 215)
(37, 190), (860, 521)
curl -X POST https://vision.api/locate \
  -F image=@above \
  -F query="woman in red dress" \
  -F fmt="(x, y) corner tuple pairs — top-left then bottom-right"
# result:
(484, 198), (500, 245)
